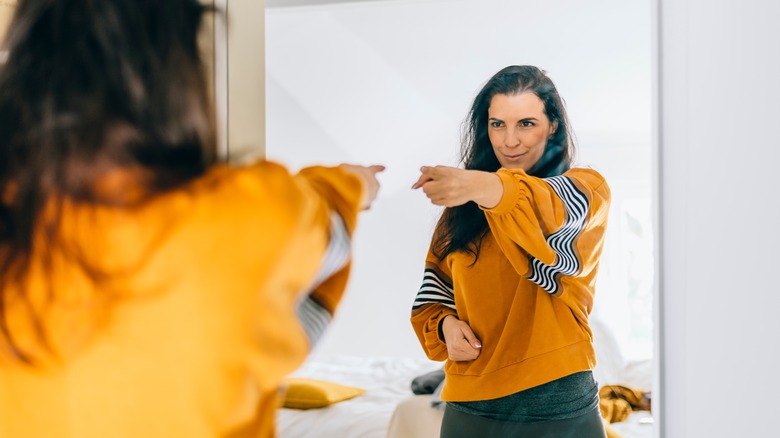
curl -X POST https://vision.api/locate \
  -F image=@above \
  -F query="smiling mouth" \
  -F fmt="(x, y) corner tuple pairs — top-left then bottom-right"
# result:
(502, 152), (527, 160)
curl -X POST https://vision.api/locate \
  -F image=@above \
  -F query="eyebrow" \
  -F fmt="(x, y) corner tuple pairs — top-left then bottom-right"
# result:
(488, 117), (540, 122)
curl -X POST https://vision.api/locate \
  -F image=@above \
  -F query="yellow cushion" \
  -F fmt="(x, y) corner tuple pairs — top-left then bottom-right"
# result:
(281, 377), (366, 409)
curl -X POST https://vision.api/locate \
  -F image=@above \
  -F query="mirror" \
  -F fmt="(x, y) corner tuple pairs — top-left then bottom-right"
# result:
(0, 0), (18, 63)
(264, 0), (655, 437)
(199, 0), (266, 161)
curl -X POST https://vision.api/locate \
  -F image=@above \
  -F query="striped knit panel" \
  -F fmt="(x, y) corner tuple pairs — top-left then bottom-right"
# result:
(412, 266), (456, 311)
(528, 176), (589, 294)
(296, 211), (350, 345)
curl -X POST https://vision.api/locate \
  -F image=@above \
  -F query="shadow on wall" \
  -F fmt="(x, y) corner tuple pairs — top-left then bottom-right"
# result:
(265, 73), (349, 167)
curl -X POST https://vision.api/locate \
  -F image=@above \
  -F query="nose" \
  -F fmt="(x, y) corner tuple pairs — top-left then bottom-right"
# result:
(504, 129), (520, 149)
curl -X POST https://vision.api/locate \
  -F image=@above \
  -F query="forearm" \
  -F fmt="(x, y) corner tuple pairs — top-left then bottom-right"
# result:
(468, 170), (503, 209)
(296, 165), (364, 233)
(439, 314), (457, 342)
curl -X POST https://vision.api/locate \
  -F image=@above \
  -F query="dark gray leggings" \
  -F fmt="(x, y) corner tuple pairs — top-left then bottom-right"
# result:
(440, 404), (607, 438)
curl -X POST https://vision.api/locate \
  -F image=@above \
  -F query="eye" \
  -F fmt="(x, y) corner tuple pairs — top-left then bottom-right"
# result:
(489, 120), (504, 128)
(520, 120), (535, 127)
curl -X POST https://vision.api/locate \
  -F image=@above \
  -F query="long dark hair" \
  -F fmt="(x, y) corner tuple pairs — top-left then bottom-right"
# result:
(0, 0), (216, 361)
(432, 65), (576, 263)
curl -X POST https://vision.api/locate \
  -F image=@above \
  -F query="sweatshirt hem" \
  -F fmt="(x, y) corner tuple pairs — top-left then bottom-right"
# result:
(441, 339), (596, 402)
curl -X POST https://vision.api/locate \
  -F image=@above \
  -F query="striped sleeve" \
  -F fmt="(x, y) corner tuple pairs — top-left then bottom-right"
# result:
(295, 211), (350, 346)
(412, 263), (456, 311)
(410, 256), (457, 362)
(483, 168), (606, 296)
(526, 175), (589, 294)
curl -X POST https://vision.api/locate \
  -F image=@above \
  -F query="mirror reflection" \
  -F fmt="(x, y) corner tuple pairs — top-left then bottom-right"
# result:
(265, 1), (653, 437)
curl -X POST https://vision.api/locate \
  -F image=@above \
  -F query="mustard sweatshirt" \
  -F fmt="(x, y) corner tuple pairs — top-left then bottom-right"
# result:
(0, 161), (364, 438)
(411, 167), (610, 402)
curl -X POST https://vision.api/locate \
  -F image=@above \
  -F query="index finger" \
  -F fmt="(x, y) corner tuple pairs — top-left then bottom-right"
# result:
(460, 325), (482, 349)
(456, 338), (481, 355)
(368, 164), (386, 174)
(411, 173), (433, 189)
(412, 165), (438, 188)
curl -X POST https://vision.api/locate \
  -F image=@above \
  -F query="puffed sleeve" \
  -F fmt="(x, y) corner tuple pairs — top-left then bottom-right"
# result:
(410, 243), (458, 362)
(218, 161), (364, 391)
(481, 167), (610, 297)
(289, 165), (365, 346)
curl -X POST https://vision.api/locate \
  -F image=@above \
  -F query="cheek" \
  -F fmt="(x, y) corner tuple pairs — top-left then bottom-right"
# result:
(525, 131), (549, 163)
(489, 133), (505, 156)
(488, 130), (500, 148)
(490, 143), (503, 163)
(527, 128), (549, 145)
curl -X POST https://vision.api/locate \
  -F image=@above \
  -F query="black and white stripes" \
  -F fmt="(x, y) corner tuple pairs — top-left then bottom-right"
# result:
(297, 297), (331, 346)
(296, 211), (350, 345)
(528, 175), (589, 294)
(309, 212), (351, 288)
(412, 268), (456, 311)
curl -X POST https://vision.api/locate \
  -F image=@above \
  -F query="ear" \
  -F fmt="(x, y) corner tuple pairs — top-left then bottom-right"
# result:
(549, 120), (559, 138)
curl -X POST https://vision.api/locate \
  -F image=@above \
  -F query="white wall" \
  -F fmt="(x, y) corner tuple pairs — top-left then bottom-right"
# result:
(658, 0), (780, 436)
(266, 0), (652, 359)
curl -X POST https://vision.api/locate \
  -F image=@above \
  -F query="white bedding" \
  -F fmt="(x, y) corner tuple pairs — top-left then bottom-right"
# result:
(609, 410), (654, 438)
(277, 355), (441, 438)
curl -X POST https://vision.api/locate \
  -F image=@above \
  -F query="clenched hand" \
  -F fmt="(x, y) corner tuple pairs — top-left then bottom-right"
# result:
(412, 165), (503, 209)
(441, 315), (482, 362)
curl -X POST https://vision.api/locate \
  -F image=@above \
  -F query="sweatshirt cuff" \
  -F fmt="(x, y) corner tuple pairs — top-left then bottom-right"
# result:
(481, 169), (522, 216)
(424, 310), (457, 357)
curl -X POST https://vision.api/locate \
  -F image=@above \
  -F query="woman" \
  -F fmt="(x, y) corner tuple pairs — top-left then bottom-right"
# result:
(411, 65), (610, 437)
(0, 1), (382, 437)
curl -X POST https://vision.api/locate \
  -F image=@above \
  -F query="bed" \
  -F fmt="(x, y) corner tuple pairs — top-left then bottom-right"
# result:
(277, 319), (654, 438)
(277, 354), (442, 437)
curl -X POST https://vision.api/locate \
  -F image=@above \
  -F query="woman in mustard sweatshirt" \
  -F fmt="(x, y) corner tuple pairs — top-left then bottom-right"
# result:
(0, 1), (382, 437)
(411, 65), (610, 437)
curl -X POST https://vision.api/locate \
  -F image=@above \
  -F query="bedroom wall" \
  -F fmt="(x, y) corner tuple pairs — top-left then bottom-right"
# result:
(265, 0), (654, 360)
(657, 0), (780, 436)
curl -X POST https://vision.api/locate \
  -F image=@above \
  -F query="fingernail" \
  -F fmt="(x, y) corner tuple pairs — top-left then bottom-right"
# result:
(475, 343), (482, 348)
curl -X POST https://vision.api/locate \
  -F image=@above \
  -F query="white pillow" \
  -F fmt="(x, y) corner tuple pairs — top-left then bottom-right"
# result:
(621, 359), (653, 392)
(590, 316), (626, 387)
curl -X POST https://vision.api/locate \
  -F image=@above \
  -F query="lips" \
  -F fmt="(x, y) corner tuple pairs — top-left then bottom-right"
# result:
(502, 152), (526, 160)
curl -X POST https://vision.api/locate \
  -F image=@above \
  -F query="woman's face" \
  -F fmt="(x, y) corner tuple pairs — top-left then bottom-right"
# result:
(487, 92), (558, 171)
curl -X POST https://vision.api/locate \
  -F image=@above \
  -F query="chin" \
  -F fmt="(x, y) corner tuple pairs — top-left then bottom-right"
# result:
(501, 163), (529, 171)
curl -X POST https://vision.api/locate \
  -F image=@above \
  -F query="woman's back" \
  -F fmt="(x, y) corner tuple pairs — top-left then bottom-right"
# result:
(0, 2), (385, 435)
(0, 161), (361, 437)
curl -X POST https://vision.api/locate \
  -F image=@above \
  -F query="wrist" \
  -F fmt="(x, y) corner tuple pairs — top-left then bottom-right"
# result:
(438, 314), (456, 342)
(469, 171), (503, 209)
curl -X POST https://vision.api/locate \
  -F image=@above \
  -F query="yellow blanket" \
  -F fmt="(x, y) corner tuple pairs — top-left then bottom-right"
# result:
(599, 384), (652, 437)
